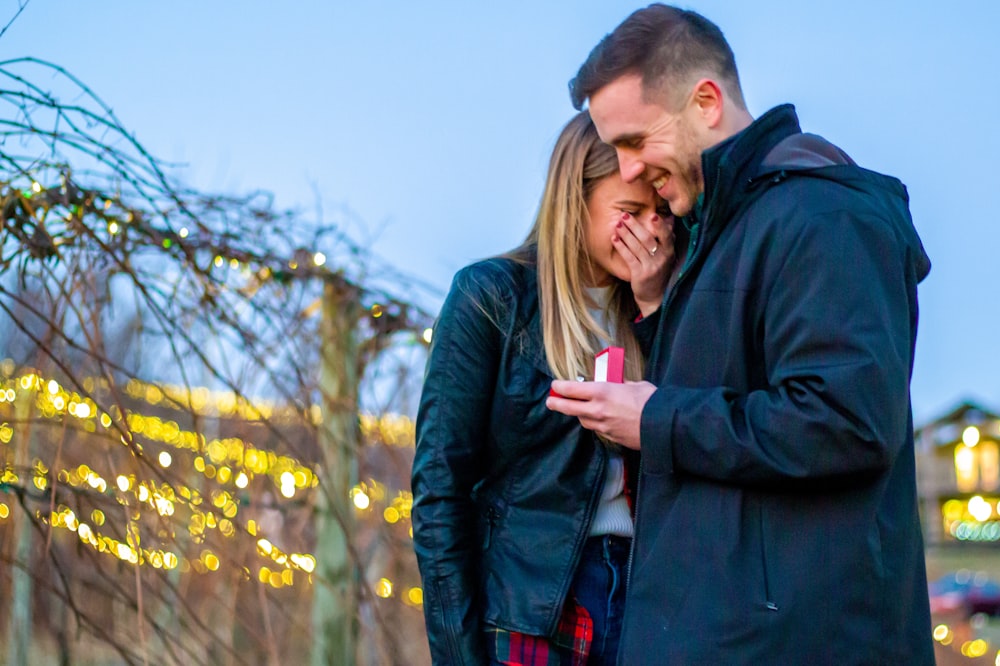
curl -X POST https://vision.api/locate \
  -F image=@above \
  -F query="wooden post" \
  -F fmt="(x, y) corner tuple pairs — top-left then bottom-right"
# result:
(311, 279), (361, 666)
(6, 380), (36, 666)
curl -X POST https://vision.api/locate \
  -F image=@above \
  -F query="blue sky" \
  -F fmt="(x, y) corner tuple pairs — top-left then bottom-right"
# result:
(2, 1), (998, 423)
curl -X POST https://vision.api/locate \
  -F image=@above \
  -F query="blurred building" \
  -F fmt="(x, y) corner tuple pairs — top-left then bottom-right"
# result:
(917, 401), (1000, 546)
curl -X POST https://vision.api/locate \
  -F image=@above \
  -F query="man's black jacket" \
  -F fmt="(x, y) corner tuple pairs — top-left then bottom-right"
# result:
(621, 105), (935, 665)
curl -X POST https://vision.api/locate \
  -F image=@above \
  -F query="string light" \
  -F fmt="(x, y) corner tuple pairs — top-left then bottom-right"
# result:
(0, 367), (420, 600)
(0, 65), (435, 650)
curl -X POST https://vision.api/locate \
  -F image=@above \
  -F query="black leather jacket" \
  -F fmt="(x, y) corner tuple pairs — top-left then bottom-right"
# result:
(411, 254), (641, 665)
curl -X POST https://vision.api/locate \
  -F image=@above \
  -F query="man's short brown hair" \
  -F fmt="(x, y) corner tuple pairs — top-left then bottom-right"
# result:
(569, 4), (746, 111)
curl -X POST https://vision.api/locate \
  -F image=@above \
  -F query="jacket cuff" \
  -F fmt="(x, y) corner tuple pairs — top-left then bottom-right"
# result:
(640, 386), (677, 476)
(631, 307), (661, 357)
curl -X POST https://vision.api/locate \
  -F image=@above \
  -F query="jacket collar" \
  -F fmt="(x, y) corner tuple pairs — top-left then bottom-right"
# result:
(699, 104), (801, 228)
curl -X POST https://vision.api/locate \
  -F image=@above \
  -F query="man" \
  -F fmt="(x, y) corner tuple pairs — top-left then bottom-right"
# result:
(547, 4), (934, 664)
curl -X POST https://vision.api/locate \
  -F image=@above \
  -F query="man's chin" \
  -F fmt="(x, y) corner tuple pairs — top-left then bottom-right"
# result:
(667, 201), (693, 218)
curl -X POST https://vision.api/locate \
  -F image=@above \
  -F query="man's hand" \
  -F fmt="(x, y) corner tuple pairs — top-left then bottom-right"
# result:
(546, 380), (657, 449)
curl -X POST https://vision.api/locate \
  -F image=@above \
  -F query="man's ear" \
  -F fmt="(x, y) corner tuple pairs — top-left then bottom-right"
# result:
(689, 78), (724, 128)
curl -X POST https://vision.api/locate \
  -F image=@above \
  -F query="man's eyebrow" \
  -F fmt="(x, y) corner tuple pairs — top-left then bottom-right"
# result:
(607, 133), (643, 148)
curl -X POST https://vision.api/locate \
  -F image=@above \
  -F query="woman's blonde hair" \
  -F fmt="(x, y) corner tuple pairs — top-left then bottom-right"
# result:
(507, 110), (645, 382)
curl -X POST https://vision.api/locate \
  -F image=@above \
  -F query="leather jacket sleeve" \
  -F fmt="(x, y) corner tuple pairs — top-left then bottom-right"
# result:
(411, 262), (510, 665)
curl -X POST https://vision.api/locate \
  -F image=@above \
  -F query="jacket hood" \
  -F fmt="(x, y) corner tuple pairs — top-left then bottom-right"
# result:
(754, 124), (932, 284)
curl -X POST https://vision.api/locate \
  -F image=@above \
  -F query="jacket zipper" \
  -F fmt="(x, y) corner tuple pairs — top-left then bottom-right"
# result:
(623, 456), (642, 592)
(549, 441), (608, 636)
(622, 222), (702, 621)
(483, 505), (500, 550)
(622, 200), (712, 624)
(759, 503), (778, 611)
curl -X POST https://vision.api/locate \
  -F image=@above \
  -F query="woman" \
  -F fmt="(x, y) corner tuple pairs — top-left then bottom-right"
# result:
(411, 111), (675, 665)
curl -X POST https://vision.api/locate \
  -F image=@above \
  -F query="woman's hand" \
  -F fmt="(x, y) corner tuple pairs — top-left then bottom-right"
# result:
(611, 212), (675, 317)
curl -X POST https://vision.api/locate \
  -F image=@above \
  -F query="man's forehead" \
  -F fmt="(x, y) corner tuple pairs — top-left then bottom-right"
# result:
(590, 76), (659, 144)
(590, 73), (645, 110)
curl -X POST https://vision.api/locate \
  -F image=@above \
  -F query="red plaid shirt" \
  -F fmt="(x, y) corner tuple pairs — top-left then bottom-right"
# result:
(486, 597), (593, 666)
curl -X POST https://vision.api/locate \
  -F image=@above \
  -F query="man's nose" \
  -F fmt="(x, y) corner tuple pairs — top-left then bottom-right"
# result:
(616, 150), (644, 183)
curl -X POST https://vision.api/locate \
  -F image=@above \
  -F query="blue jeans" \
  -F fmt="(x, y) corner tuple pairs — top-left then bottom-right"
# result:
(572, 534), (630, 665)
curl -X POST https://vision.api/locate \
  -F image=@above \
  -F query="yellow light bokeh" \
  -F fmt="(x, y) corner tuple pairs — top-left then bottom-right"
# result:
(289, 553), (316, 573)
(203, 551), (220, 571)
(942, 499), (964, 521)
(962, 639), (989, 658)
(269, 570), (283, 588)
(375, 578), (393, 598)
(969, 495), (993, 522)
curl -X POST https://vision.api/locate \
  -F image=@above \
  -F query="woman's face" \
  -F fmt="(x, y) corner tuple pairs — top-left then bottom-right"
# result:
(583, 172), (667, 286)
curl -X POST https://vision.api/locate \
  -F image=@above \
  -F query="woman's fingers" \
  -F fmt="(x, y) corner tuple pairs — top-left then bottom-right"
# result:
(619, 213), (674, 266)
(615, 213), (653, 261)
